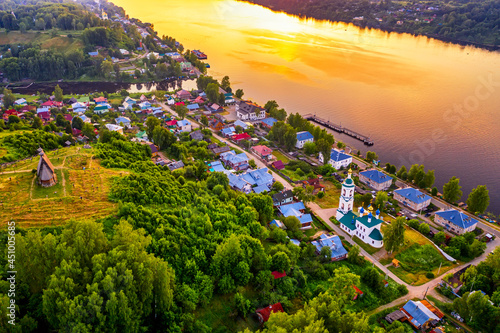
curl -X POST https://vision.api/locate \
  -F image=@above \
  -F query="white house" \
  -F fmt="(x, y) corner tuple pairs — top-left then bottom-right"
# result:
(434, 210), (478, 235)
(105, 124), (123, 134)
(295, 131), (314, 149)
(319, 149), (353, 169)
(176, 119), (191, 133)
(236, 101), (266, 121)
(166, 95), (175, 105)
(394, 187), (431, 211)
(336, 169), (384, 248)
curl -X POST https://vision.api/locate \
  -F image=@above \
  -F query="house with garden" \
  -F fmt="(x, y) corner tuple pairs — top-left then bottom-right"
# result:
(251, 145), (273, 160)
(220, 150), (250, 170)
(312, 234), (348, 261)
(319, 149), (352, 169)
(295, 131), (314, 149)
(279, 202), (313, 229)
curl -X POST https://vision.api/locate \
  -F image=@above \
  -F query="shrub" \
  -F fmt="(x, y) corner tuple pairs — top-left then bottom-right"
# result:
(426, 272), (435, 279)
(317, 191), (325, 199)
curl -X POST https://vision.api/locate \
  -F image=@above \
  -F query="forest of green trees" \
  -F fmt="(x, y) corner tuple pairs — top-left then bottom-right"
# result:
(0, 129), (413, 332)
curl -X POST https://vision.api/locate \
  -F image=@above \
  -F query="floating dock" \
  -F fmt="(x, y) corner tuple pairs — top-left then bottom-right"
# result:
(303, 114), (374, 146)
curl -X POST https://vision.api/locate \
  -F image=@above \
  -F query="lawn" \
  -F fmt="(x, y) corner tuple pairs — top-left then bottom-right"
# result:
(380, 226), (458, 285)
(272, 150), (290, 164)
(32, 169), (65, 199)
(314, 182), (341, 209)
(353, 236), (381, 255)
(280, 168), (308, 181)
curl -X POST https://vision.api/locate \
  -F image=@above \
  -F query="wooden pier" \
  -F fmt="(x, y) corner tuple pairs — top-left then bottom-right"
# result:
(303, 114), (374, 146)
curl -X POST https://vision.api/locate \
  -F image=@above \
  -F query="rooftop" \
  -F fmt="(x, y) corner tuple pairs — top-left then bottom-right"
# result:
(394, 188), (431, 204)
(435, 210), (478, 229)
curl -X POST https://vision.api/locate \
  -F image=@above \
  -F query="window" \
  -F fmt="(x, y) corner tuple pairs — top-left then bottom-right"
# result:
(372, 241), (374, 244)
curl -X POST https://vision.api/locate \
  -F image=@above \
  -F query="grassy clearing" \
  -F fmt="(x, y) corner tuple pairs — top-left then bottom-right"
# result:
(195, 287), (261, 332)
(40, 36), (84, 54)
(272, 150), (290, 164)
(32, 169), (64, 199)
(353, 236), (381, 255)
(0, 31), (50, 45)
(314, 182), (340, 209)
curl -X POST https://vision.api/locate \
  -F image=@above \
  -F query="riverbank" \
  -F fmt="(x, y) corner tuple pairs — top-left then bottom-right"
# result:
(241, 0), (500, 52)
(1, 77), (198, 95)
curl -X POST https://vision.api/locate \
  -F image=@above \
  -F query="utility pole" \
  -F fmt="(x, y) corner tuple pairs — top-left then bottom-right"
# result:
(437, 262), (442, 275)
(423, 286), (429, 299)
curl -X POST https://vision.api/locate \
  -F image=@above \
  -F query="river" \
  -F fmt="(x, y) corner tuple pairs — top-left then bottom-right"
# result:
(112, 0), (500, 214)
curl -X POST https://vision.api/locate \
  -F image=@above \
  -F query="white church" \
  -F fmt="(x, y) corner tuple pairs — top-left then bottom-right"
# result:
(335, 169), (384, 248)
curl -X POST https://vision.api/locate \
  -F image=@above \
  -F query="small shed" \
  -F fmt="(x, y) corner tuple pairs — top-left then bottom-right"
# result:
(392, 259), (400, 268)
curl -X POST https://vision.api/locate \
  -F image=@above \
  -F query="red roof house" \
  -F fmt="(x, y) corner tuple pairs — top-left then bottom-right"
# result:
(232, 132), (251, 142)
(272, 160), (285, 170)
(72, 128), (82, 136)
(38, 111), (51, 121)
(94, 97), (107, 103)
(64, 114), (73, 122)
(193, 96), (205, 104)
(271, 271), (287, 279)
(5, 109), (18, 116)
(166, 119), (177, 127)
(353, 285), (364, 300)
(251, 145), (273, 159)
(41, 101), (62, 108)
(256, 303), (284, 323)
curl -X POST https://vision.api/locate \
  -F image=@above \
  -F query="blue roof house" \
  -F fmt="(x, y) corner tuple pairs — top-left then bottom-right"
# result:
(311, 234), (348, 261)
(394, 188), (431, 211)
(435, 210), (478, 234)
(270, 219), (285, 229)
(295, 131), (314, 149)
(261, 117), (277, 129)
(319, 149), (353, 170)
(187, 103), (200, 111)
(401, 300), (441, 329)
(221, 127), (236, 137)
(115, 116), (131, 127)
(359, 169), (393, 191)
(227, 173), (252, 193)
(242, 168), (274, 189)
(279, 202), (313, 229)
(220, 150), (249, 171)
(233, 119), (249, 129)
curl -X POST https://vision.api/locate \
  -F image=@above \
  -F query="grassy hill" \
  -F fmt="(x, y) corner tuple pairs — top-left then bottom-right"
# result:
(0, 30), (84, 54)
(0, 145), (122, 227)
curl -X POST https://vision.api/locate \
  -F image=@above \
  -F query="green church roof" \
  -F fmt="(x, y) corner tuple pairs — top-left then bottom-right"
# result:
(369, 228), (383, 241)
(338, 211), (358, 230)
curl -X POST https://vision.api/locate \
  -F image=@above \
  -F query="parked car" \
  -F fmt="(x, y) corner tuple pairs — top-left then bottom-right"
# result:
(425, 213), (432, 217)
